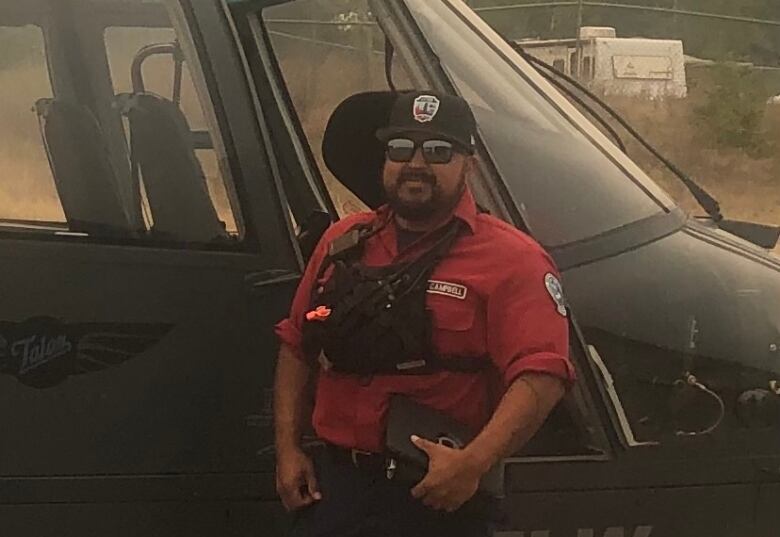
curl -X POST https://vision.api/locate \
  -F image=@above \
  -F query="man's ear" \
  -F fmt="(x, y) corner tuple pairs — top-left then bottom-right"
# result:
(464, 154), (478, 177)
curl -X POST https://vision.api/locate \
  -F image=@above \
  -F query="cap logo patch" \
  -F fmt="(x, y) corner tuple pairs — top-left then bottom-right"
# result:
(413, 95), (440, 123)
(427, 280), (467, 300)
(545, 273), (568, 317)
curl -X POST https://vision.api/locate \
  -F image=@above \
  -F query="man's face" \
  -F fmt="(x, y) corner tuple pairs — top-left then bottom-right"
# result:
(382, 133), (472, 222)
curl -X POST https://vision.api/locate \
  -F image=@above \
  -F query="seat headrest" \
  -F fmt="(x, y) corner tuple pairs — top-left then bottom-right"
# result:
(322, 91), (399, 210)
(35, 98), (138, 236)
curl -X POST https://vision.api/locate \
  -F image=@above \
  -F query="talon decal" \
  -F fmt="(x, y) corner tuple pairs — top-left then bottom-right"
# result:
(0, 317), (172, 389)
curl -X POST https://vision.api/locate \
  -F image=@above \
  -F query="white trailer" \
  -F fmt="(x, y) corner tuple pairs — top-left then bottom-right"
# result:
(515, 27), (688, 99)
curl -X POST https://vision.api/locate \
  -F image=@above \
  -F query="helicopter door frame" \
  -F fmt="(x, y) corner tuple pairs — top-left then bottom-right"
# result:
(165, 0), (301, 263)
(230, 2), (337, 228)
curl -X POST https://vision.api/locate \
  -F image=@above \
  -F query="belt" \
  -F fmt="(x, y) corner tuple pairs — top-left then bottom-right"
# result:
(322, 444), (503, 522)
(324, 444), (396, 477)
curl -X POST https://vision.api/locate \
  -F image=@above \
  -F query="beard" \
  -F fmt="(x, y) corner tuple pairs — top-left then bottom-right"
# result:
(384, 167), (466, 222)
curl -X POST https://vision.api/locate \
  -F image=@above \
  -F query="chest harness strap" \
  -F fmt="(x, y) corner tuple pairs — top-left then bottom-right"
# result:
(301, 218), (489, 376)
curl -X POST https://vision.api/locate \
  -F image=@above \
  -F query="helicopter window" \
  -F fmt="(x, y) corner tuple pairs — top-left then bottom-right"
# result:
(0, 2), (247, 247)
(261, 0), (416, 218)
(0, 25), (65, 228)
(104, 25), (242, 239)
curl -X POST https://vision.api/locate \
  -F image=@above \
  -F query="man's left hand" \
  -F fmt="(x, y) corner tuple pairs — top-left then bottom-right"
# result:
(409, 434), (485, 512)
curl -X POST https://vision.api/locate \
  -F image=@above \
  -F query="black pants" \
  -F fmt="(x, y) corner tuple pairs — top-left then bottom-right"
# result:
(289, 448), (493, 537)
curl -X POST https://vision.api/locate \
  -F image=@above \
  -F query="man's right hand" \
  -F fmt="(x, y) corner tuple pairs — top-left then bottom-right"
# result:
(275, 448), (322, 512)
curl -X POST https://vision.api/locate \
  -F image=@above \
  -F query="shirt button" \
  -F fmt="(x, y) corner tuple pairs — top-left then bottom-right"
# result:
(358, 375), (372, 386)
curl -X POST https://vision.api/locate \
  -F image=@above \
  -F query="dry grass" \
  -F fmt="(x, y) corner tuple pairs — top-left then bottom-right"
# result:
(605, 96), (780, 220)
(598, 93), (780, 255)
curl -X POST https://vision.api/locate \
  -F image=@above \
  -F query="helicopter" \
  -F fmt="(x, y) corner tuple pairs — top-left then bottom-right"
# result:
(0, 0), (777, 535)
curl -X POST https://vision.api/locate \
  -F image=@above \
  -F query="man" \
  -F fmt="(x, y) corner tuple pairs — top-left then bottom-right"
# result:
(274, 91), (575, 537)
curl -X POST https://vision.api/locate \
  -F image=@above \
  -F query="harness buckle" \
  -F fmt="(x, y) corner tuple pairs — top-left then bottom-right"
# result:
(385, 457), (397, 480)
(396, 360), (427, 371)
(328, 228), (364, 259)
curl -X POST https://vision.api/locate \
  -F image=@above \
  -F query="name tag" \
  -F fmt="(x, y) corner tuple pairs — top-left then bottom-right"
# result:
(427, 280), (467, 300)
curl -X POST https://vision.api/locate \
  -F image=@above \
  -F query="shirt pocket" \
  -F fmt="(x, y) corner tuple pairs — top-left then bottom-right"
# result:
(429, 295), (483, 358)
(429, 295), (477, 332)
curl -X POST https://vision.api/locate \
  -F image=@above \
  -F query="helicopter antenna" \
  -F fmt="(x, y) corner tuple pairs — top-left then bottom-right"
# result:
(384, 37), (397, 92)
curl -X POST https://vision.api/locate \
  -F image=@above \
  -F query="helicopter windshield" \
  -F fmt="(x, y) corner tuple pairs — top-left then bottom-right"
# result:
(402, 0), (676, 248)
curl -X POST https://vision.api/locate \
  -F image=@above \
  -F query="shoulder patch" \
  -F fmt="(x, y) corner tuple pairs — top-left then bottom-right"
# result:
(544, 273), (568, 317)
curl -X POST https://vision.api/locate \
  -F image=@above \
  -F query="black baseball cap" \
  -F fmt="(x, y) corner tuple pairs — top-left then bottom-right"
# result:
(376, 91), (476, 152)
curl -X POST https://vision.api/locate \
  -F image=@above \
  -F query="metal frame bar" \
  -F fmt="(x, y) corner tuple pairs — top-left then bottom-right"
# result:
(169, 0), (278, 254)
(130, 42), (180, 93)
(265, 18), (377, 27)
(240, 10), (337, 237)
(267, 29), (383, 54)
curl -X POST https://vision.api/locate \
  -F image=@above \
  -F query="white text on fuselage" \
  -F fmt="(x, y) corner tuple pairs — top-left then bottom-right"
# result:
(14, 334), (73, 374)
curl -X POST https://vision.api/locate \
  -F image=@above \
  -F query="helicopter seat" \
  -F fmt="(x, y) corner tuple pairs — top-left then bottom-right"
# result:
(322, 91), (400, 210)
(35, 98), (137, 237)
(116, 92), (228, 244)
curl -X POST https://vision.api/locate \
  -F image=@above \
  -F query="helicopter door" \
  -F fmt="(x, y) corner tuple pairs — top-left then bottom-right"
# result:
(0, 0), (300, 533)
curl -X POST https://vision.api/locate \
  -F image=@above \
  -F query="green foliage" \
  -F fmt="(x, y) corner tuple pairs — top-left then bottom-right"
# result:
(692, 64), (771, 155)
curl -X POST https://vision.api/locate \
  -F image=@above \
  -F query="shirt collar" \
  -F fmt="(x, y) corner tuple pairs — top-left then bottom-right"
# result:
(452, 186), (478, 234)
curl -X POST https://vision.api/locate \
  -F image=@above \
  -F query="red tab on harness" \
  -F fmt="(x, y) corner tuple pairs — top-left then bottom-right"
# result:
(306, 306), (332, 322)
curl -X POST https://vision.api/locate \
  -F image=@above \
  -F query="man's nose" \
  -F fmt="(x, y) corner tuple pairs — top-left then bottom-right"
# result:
(408, 147), (427, 166)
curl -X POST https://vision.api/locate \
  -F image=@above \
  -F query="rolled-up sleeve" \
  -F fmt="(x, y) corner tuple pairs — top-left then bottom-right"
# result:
(486, 247), (575, 389)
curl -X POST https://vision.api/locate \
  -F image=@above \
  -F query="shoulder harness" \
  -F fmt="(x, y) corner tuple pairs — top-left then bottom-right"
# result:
(301, 217), (488, 376)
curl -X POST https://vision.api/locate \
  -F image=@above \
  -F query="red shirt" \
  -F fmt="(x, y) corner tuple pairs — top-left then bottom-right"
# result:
(275, 188), (574, 453)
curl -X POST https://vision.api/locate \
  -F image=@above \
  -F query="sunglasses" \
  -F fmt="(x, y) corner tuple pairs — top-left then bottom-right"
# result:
(386, 138), (459, 165)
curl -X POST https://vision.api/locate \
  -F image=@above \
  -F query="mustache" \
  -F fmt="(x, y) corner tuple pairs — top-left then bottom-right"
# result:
(397, 168), (436, 185)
